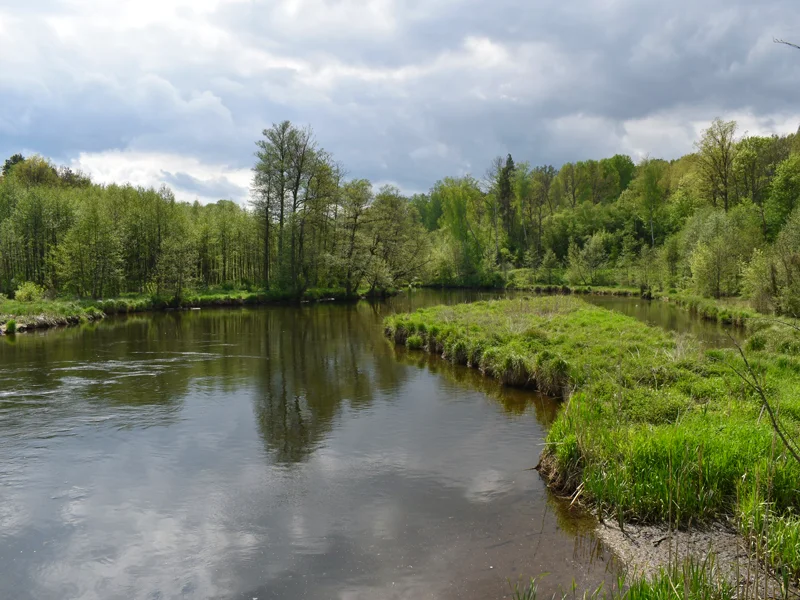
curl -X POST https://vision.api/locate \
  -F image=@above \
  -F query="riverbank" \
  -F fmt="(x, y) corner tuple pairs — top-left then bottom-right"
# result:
(0, 287), (368, 335)
(384, 296), (800, 591)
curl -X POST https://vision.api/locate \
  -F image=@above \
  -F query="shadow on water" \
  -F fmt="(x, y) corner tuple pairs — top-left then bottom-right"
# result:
(391, 343), (560, 424)
(0, 287), (739, 600)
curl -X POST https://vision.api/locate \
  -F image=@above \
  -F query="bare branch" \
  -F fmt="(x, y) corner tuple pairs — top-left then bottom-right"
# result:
(774, 38), (800, 51)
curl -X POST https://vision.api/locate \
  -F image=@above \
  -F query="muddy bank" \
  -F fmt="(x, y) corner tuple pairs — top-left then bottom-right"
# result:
(596, 521), (797, 598)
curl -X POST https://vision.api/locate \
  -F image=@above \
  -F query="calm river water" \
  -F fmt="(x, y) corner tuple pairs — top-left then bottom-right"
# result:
(0, 291), (729, 600)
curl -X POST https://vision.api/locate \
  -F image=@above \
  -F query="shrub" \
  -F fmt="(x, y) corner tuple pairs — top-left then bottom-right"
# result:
(5, 319), (16, 334)
(15, 281), (45, 303)
(406, 334), (424, 350)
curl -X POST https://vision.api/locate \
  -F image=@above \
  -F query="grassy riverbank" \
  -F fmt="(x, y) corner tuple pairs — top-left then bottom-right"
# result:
(0, 287), (360, 333)
(659, 292), (761, 328)
(384, 296), (800, 585)
(437, 275), (770, 329)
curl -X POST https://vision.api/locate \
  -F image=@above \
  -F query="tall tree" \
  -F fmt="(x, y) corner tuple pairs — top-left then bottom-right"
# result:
(767, 154), (800, 234)
(364, 186), (430, 293)
(2, 154), (24, 177)
(531, 165), (556, 256)
(607, 154), (636, 193)
(635, 158), (669, 247)
(557, 162), (582, 208)
(337, 179), (373, 296)
(497, 154), (516, 250)
(695, 118), (737, 211)
(734, 135), (790, 240)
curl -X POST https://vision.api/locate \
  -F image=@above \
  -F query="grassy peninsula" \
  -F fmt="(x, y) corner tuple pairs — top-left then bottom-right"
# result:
(385, 296), (800, 586)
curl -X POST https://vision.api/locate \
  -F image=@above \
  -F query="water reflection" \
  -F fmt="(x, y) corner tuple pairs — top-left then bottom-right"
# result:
(0, 290), (648, 600)
(392, 344), (559, 424)
(250, 304), (401, 465)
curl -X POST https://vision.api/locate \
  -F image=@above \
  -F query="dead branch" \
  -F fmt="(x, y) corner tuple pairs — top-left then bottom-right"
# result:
(775, 38), (800, 51)
(726, 332), (800, 467)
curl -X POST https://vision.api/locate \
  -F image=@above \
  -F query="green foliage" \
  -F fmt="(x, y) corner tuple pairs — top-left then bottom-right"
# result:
(398, 118), (799, 313)
(0, 122), (430, 301)
(410, 192), (442, 231)
(635, 158), (670, 247)
(739, 207), (800, 316)
(767, 153), (800, 234)
(607, 153), (637, 192)
(56, 186), (124, 298)
(432, 176), (496, 285)
(695, 118), (738, 211)
(406, 334), (424, 350)
(2, 153), (24, 177)
(14, 281), (45, 302)
(566, 231), (611, 286)
(5, 319), (16, 334)
(539, 249), (561, 284)
(6, 155), (61, 188)
(686, 206), (761, 299)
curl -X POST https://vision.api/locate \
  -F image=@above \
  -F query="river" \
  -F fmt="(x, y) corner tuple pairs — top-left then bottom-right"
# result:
(0, 290), (733, 599)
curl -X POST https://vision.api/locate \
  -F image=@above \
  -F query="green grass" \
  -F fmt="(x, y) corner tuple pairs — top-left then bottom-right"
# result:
(511, 557), (736, 600)
(0, 298), (103, 330)
(384, 296), (800, 580)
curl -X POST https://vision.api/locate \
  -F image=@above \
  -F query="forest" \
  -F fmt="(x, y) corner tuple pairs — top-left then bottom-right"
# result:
(2, 117), (800, 316)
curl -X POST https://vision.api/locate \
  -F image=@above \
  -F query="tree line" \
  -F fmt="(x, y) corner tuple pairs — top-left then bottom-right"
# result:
(413, 118), (800, 315)
(2, 117), (800, 315)
(0, 123), (430, 300)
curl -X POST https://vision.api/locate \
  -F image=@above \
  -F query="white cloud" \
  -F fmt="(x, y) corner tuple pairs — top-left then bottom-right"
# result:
(547, 108), (800, 164)
(72, 150), (251, 203)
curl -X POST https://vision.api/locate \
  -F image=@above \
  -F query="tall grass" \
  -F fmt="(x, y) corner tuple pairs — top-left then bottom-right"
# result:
(510, 557), (736, 600)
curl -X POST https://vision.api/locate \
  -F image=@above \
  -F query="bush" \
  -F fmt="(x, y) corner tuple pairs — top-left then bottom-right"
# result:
(14, 281), (45, 303)
(406, 334), (424, 350)
(5, 319), (16, 334)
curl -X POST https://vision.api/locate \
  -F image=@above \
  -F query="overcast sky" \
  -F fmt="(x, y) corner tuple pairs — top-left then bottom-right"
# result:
(1, 0), (799, 203)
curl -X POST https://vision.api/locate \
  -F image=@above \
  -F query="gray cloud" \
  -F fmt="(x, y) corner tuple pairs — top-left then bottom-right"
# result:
(1, 0), (799, 202)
